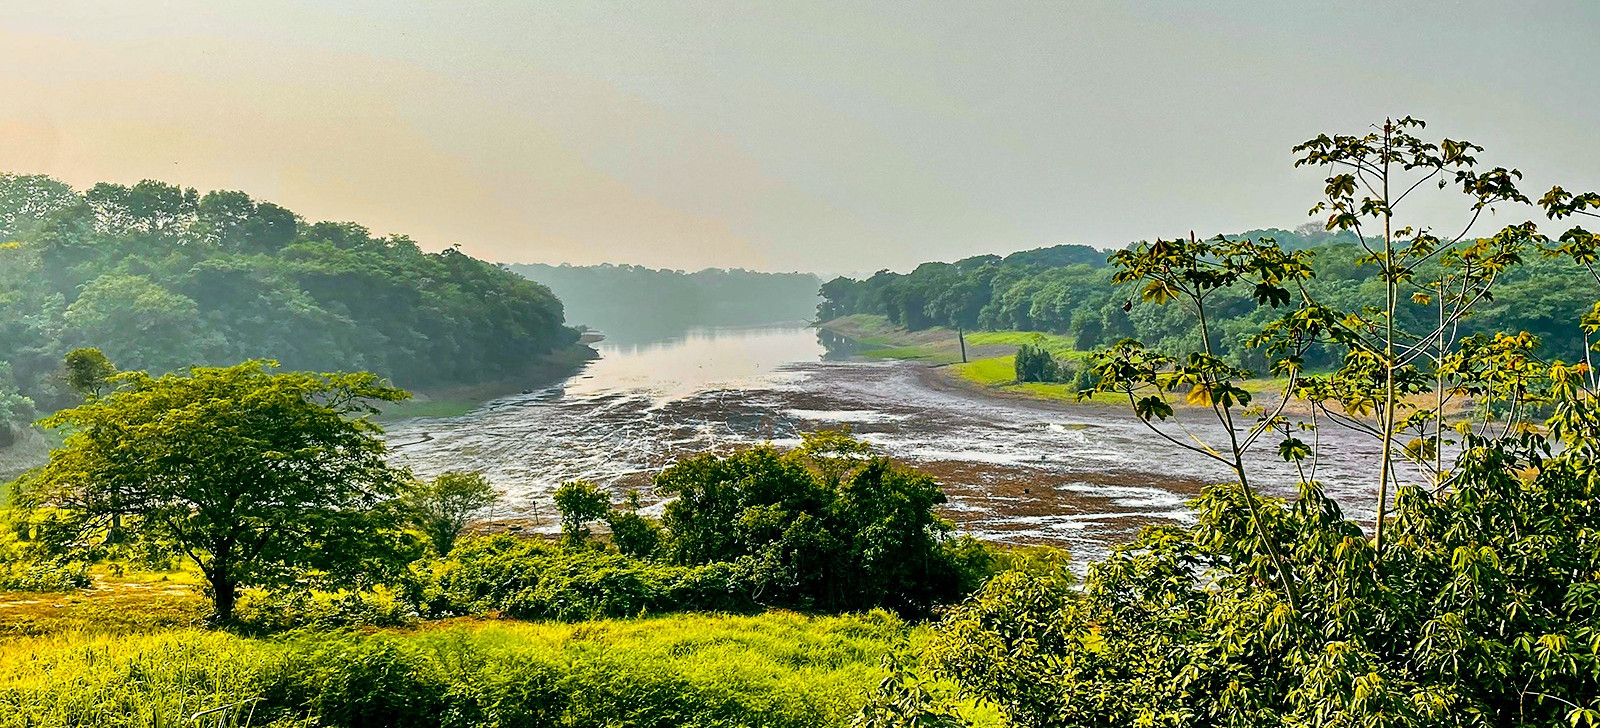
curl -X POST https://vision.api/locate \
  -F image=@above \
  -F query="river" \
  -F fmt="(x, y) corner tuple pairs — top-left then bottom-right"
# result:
(387, 325), (1387, 562)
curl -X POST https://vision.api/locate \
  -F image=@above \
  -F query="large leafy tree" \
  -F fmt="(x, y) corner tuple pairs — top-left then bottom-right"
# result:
(19, 360), (416, 622)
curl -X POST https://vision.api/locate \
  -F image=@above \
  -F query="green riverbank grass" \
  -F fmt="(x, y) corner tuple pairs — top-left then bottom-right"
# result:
(822, 315), (1296, 407)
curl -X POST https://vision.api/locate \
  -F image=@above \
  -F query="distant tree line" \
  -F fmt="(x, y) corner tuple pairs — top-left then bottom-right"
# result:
(510, 263), (820, 339)
(818, 225), (1600, 370)
(0, 174), (578, 423)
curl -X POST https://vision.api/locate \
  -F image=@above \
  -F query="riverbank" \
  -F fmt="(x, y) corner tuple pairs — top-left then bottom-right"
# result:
(817, 314), (1115, 405)
(374, 343), (598, 421)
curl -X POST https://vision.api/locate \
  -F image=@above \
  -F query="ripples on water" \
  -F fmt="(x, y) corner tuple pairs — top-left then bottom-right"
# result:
(387, 326), (1388, 563)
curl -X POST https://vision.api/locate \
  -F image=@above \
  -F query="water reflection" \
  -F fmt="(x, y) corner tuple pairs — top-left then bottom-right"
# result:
(567, 324), (825, 400)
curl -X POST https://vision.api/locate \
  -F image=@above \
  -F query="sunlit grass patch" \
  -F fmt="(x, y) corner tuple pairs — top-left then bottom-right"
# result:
(0, 609), (963, 728)
(963, 330), (1081, 357)
(951, 356), (1017, 386)
(0, 577), (207, 637)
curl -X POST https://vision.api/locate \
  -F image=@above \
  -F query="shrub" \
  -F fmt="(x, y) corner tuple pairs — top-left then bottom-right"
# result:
(0, 559), (90, 592)
(234, 585), (419, 632)
(403, 534), (757, 621)
(1013, 343), (1059, 383)
(606, 491), (664, 558)
(656, 431), (970, 616)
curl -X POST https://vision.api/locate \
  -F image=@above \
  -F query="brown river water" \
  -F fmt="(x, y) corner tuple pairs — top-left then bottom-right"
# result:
(386, 326), (1389, 563)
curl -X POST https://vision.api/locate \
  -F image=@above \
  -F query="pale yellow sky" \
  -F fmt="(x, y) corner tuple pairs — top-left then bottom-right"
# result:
(1, 1), (1595, 273)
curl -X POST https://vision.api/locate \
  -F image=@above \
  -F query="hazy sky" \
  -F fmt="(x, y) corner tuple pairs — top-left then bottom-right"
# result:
(1, 1), (1595, 274)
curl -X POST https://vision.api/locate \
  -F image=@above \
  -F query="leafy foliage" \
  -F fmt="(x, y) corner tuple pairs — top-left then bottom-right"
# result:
(906, 116), (1600, 728)
(655, 430), (982, 616)
(819, 228), (1600, 377)
(61, 347), (115, 399)
(928, 437), (1600, 726)
(17, 360), (420, 622)
(0, 174), (579, 419)
(402, 534), (757, 621)
(553, 480), (612, 548)
(1013, 343), (1061, 383)
(0, 558), (90, 592)
(404, 471), (499, 555)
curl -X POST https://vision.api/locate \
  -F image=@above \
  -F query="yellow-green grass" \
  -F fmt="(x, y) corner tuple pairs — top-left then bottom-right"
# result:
(0, 609), (1002, 728)
(962, 330), (1082, 358)
(950, 355), (1125, 404)
(952, 356), (1019, 386)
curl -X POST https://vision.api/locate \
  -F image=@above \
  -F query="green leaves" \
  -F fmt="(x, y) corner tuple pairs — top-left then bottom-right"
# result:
(1277, 436), (1311, 462)
(26, 360), (415, 622)
(930, 436), (1600, 727)
(1134, 395), (1174, 421)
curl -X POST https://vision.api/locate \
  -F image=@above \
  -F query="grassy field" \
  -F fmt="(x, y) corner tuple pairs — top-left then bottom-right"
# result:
(820, 315), (1310, 408)
(821, 315), (1129, 404)
(0, 564), (1002, 727)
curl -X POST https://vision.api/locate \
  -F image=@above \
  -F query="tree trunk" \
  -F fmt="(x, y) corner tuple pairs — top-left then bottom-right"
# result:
(210, 574), (237, 624)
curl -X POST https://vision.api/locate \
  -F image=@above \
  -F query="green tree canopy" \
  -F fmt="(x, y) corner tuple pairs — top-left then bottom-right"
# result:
(0, 174), (579, 417)
(655, 430), (967, 616)
(19, 360), (417, 622)
(405, 470), (499, 555)
(61, 347), (115, 399)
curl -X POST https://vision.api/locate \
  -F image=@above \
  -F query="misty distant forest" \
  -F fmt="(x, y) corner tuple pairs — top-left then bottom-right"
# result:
(511, 263), (820, 342)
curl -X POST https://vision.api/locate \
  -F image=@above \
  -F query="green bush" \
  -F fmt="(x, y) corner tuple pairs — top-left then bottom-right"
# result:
(234, 585), (419, 632)
(1013, 343), (1060, 383)
(656, 431), (974, 616)
(606, 491), (665, 558)
(403, 534), (757, 621)
(0, 559), (89, 592)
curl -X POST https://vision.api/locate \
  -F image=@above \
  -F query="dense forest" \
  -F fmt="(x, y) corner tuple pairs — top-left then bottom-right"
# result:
(819, 223), (1600, 369)
(511, 263), (819, 341)
(0, 174), (579, 425)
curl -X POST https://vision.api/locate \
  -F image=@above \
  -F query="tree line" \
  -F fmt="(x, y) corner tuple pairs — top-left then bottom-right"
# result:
(818, 224), (1600, 372)
(0, 174), (578, 429)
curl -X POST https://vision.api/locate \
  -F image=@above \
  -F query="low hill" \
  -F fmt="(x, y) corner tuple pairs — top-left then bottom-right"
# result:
(0, 174), (581, 422)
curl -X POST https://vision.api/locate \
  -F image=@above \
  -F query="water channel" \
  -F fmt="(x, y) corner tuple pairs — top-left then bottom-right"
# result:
(387, 325), (1385, 562)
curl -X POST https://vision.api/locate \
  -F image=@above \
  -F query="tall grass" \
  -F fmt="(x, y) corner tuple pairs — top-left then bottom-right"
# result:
(0, 611), (923, 727)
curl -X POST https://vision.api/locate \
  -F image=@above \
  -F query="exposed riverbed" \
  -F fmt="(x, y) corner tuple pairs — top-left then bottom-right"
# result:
(387, 325), (1387, 562)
